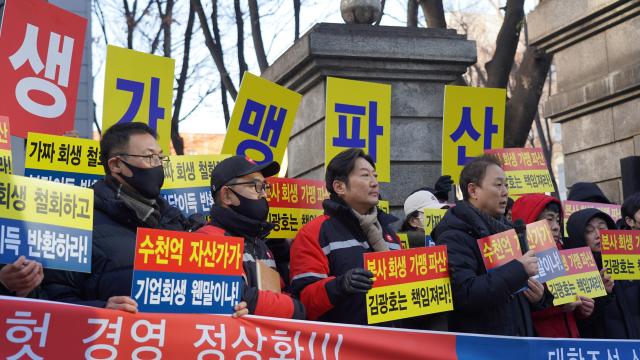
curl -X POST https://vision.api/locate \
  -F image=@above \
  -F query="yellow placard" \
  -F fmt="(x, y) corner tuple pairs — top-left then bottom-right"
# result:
(325, 77), (391, 182)
(0, 174), (94, 231)
(378, 200), (389, 213)
(102, 45), (175, 154)
(222, 72), (302, 166)
(506, 169), (554, 195)
(366, 278), (453, 324)
(603, 254), (640, 280)
(442, 85), (506, 183)
(398, 233), (409, 250)
(25, 132), (103, 175)
(163, 154), (231, 189)
(547, 271), (608, 306)
(423, 208), (448, 236)
(0, 150), (11, 175)
(267, 207), (323, 239)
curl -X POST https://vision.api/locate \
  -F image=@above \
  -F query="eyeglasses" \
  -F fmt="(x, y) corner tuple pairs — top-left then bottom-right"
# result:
(227, 179), (270, 194)
(117, 153), (170, 167)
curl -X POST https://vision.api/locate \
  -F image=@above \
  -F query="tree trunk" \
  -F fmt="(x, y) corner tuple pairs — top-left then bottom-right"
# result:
(234, 0), (248, 83)
(484, 0), (525, 89)
(407, 0), (419, 27)
(171, 1), (195, 155)
(504, 45), (552, 147)
(192, 0), (237, 99)
(293, 0), (301, 40)
(248, 0), (269, 72)
(420, 0), (446, 28)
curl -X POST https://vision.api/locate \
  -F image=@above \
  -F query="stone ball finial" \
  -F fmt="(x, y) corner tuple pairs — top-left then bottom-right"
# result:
(340, 0), (381, 25)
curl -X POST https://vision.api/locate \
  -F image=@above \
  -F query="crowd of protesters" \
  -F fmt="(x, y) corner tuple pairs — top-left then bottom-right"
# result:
(1, 122), (639, 340)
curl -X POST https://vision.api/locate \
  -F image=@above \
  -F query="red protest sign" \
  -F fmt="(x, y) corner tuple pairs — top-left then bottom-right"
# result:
(477, 229), (523, 270)
(0, 0), (87, 138)
(134, 228), (244, 276)
(526, 220), (556, 252)
(364, 246), (449, 288)
(267, 177), (328, 210)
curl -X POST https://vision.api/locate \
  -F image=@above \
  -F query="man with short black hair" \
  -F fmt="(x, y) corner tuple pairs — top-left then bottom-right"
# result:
(432, 154), (545, 336)
(197, 155), (305, 319)
(289, 148), (402, 325)
(44, 123), (198, 313)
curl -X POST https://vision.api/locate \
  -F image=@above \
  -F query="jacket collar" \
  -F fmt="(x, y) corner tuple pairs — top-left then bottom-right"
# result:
(209, 205), (274, 239)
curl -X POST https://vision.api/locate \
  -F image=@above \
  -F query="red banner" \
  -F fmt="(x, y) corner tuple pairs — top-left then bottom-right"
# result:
(485, 148), (547, 171)
(0, 0), (87, 137)
(267, 178), (328, 210)
(477, 229), (522, 270)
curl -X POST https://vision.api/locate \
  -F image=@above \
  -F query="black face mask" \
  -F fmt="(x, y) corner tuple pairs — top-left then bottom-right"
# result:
(121, 160), (165, 199)
(228, 188), (269, 222)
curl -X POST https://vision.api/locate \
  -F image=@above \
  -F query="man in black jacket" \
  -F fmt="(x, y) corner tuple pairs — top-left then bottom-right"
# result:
(432, 154), (544, 336)
(43, 123), (199, 313)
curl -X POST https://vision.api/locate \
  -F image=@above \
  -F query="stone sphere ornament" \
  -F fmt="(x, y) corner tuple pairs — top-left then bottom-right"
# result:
(340, 0), (382, 25)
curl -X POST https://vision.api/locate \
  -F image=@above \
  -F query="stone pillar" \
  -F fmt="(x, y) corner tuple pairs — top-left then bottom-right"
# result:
(528, 1), (640, 203)
(262, 23), (476, 218)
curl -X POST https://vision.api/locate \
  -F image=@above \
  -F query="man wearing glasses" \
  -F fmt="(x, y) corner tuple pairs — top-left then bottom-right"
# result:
(43, 122), (200, 313)
(196, 155), (306, 319)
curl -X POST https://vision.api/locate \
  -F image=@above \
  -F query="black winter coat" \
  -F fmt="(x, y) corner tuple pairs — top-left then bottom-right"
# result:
(431, 201), (538, 336)
(42, 179), (191, 307)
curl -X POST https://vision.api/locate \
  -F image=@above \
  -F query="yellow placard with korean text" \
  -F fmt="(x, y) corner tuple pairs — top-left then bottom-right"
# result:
(325, 77), (391, 182)
(102, 45), (175, 154)
(267, 207), (324, 239)
(546, 247), (607, 306)
(378, 200), (389, 213)
(423, 208), (448, 237)
(222, 72), (302, 166)
(0, 174), (93, 231)
(398, 233), (409, 250)
(25, 132), (103, 175)
(601, 230), (640, 280)
(442, 85), (506, 184)
(0, 116), (12, 175)
(163, 154), (231, 190)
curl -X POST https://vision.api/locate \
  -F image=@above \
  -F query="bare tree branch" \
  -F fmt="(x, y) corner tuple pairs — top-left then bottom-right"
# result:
(192, 0), (238, 99)
(248, 0), (269, 72)
(293, 0), (301, 39)
(168, 0), (189, 155)
(179, 84), (218, 123)
(535, 113), (559, 197)
(407, 0), (419, 27)
(234, 0), (248, 83)
(420, 0), (446, 28)
(93, 1), (110, 46)
(485, 0), (525, 88)
(221, 83), (231, 126)
(374, 0), (386, 26)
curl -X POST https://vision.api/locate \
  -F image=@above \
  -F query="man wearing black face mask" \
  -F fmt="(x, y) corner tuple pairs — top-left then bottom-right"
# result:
(43, 123), (200, 313)
(196, 155), (306, 320)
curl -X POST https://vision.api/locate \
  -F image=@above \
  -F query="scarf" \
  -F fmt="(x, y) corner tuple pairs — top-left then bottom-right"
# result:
(352, 207), (388, 252)
(109, 176), (161, 227)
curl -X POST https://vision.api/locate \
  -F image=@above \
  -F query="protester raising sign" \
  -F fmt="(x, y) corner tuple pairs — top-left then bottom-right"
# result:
(0, 174), (93, 273)
(0, 116), (12, 175)
(364, 246), (453, 324)
(442, 85), (505, 183)
(485, 148), (554, 195)
(325, 77), (391, 182)
(24, 132), (104, 188)
(601, 229), (640, 280)
(132, 228), (243, 314)
(102, 45), (175, 154)
(546, 247), (607, 306)
(222, 72), (302, 166)
(0, 0), (87, 138)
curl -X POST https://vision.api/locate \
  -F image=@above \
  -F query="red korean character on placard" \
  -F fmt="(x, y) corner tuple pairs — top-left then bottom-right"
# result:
(0, 0), (87, 138)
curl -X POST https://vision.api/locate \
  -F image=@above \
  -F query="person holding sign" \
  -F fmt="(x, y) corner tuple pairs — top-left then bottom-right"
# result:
(0, 257), (43, 298)
(43, 123), (200, 313)
(400, 189), (449, 248)
(196, 156), (306, 320)
(512, 194), (594, 338)
(431, 155), (545, 336)
(290, 148), (402, 325)
(566, 209), (640, 339)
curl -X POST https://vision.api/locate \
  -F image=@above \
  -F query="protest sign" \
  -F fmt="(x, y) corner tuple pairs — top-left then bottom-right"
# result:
(0, 0), (87, 138)
(132, 228), (243, 314)
(0, 116), (12, 174)
(442, 85), (505, 183)
(485, 148), (554, 195)
(601, 229), (640, 280)
(423, 208), (448, 237)
(546, 247), (607, 306)
(477, 229), (522, 271)
(365, 246), (453, 324)
(563, 200), (621, 237)
(266, 177), (329, 239)
(398, 233), (410, 250)
(2, 296), (639, 360)
(160, 154), (230, 219)
(102, 45), (174, 154)
(525, 220), (566, 283)
(378, 200), (389, 213)
(222, 72), (301, 165)
(325, 77), (391, 182)
(24, 132), (103, 188)
(0, 174), (93, 272)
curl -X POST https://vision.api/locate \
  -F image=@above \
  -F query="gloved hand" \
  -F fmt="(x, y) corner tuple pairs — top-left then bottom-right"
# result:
(337, 268), (374, 294)
(433, 175), (453, 202)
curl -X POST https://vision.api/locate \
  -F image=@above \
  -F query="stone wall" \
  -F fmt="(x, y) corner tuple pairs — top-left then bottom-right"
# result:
(528, 0), (640, 203)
